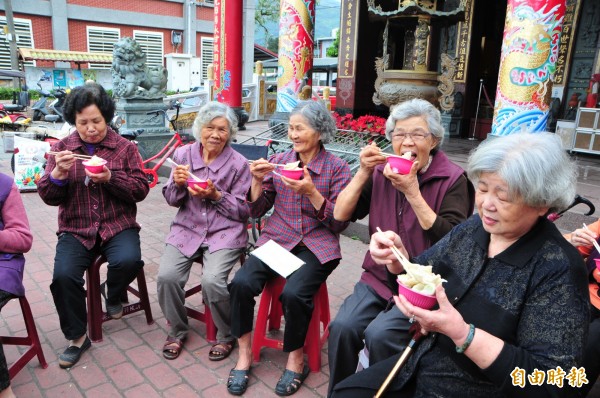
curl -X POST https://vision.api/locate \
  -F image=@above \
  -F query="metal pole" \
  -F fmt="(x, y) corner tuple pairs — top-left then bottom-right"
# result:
(469, 78), (484, 141)
(4, 0), (20, 88)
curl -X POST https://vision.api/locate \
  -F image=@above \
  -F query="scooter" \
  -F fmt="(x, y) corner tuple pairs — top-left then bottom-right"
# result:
(46, 87), (68, 123)
(31, 83), (55, 121)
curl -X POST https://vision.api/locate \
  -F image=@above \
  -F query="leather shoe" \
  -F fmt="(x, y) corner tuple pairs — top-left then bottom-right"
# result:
(59, 336), (91, 369)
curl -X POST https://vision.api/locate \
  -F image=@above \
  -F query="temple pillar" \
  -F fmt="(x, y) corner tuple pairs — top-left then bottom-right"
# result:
(491, 0), (566, 136)
(269, 0), (316, 126)
(213, 0), (248, 129)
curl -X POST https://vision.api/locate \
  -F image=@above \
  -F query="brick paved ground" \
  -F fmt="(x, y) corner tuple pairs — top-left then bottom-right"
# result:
(0, 121), (599, 397)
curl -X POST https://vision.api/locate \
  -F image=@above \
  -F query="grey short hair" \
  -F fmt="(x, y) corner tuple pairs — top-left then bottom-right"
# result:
(290, 101), (336, 144)
(192, 101), (238, 144)
(467, 132), (577, 213)
(385, 99), (445, 150)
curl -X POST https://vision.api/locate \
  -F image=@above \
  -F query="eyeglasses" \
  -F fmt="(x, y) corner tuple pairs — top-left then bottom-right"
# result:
(391, 130), (431, 142)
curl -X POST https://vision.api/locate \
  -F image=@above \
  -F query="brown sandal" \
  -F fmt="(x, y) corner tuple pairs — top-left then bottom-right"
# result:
(208, 340), (235, 361)
(162, 336), (184, 360)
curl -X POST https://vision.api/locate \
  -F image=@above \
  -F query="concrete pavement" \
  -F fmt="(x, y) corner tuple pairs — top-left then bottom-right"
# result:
(0, 121), (599, 397)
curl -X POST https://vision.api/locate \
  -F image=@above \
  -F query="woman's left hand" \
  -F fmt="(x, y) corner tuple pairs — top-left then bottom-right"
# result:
(280, 167), (317, 196)
(383, 160), (420, 197)
(188, 179), (221, 201)
(395, 284), (468, 342)
(85, 166), (111, 184)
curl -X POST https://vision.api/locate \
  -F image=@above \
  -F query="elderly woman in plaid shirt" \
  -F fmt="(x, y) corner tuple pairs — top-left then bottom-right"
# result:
(37, 83), (149, 369)
(227, 101), (352, 396)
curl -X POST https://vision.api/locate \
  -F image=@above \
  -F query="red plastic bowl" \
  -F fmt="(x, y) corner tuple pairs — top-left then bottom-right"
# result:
(387, 156), (413, 175)
(187, 179), (208, 189)
(595, 258), (600, 272)
(279, 168), (303, 180)
(398, 281), (437, 309)
(82, 159), (107, 174)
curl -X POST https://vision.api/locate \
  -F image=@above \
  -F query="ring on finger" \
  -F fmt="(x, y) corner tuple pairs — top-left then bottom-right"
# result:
(410, 314), (416, 323)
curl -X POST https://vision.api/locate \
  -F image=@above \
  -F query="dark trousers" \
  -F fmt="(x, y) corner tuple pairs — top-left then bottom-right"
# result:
(50, 229), (143, 340)
(327, 282), (411, 397)
(229, 245), (338, 352)
(0, 290), (13, 392)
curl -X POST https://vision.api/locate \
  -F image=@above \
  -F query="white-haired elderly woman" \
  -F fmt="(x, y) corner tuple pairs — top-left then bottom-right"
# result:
(332, 132), (590, 397)
(227, 101), (352, 396)
(157, 101), (251, 362)
(327, 98), (475, 394)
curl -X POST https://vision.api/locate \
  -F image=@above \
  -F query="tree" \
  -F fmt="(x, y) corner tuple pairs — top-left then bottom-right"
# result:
(255, 0), (280, 49)
(267, 36), (279, 53)
(326, 29), (339, 57)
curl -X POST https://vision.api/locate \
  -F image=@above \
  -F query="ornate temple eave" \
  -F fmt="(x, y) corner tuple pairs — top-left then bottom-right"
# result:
(367, 0), (465, 23)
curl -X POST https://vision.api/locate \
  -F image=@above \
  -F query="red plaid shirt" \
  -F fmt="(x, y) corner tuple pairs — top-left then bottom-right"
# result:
(251, 147), (351, 264)
(37, 128), (149, 249)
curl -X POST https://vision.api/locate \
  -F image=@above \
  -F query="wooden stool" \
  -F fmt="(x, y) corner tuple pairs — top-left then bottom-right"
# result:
(251, 277), (330, 372)
(186, 253), (246, 343)
(0, 296), (48, 379)
(86, 254), (154, 342)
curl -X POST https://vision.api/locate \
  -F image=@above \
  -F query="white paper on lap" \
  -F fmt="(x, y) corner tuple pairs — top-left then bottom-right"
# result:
(250, 239), (305, 278)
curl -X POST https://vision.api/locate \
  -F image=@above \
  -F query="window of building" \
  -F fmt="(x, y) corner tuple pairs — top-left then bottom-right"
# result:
(87, 27), (120, 69)
(0, 17), (34, 69)
(201, 37), (213, 80)
(133, 31), (164, 67)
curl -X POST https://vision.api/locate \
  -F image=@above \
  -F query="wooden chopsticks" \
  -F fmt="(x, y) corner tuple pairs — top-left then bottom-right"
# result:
(378, 150), (407, 159)
(47, 151), (93, 160)
(248, 160), (288, 167)
(375, 227), (418, 279)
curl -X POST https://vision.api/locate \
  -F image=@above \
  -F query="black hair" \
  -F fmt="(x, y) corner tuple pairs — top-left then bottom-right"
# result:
(62, 83), (115, 125)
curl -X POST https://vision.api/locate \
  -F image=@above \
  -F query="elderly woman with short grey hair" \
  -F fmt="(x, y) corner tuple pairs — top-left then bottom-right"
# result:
(327, 98), (474, 394)
(226, 101), (352, 396)
(157, 101), (251, 362)
(332, 132), (589, 397)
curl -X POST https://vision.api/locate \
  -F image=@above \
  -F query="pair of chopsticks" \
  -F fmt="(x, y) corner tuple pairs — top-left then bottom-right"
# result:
(166, 158), (204, 182)
(375, 227), (418, 280)
(47, 151), (92, 160)
(248, 160), (287, 167)
(583, 223), (600, 253)
(378, 150), (410, 159)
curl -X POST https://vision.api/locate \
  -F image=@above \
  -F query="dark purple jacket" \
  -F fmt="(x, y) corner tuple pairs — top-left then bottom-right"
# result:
(358, 151), (475, 299)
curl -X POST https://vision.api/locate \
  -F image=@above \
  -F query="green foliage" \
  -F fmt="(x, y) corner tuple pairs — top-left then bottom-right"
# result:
(0, 87), (39, 101)
(267, 36), (279, 53)
(255, 0), (280, 49)
(326, 29), (339, 57)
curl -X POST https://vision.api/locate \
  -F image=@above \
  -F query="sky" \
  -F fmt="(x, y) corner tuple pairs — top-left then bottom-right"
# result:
(254, 0), (341, 46)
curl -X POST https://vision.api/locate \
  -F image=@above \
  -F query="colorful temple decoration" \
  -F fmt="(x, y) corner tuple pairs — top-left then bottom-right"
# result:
(491, 0), (566, 136)
(276, 0), (316, 113)
(213, 0), (242, 108)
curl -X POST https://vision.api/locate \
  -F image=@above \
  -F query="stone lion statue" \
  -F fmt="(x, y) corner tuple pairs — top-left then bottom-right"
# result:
(112, 37), (167, 99)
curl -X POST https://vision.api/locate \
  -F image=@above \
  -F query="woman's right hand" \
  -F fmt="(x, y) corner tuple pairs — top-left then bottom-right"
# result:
(250, 158), (274, 181)
(570, 226), (598, 248)
(173, 165), (190, 187)
(358, 142), (386, 173)
(51, 150), (76, 180)
(369, 230), (407, 267)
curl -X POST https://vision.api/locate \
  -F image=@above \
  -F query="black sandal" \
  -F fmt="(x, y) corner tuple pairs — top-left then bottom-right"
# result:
(58, 336), (92, 369)
(274, 365), (310, 396)
(227, 368), (251, 396)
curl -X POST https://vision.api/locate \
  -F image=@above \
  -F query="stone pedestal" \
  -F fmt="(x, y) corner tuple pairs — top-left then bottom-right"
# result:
(441, 114), (462, 138)
(269, 111), (290, 128)
(115, 98), (172, 158)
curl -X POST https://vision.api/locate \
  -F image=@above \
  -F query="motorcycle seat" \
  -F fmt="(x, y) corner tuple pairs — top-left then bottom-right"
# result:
(44, 115), (60, 122)
(2, 104), (25, 112)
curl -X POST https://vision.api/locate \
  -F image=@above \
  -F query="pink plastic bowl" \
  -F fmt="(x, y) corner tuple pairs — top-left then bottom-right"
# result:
(187, 179), (208, 189)
(595, 259), (600, 272)
(279, 168), (303, 180)
(387, 156), (414, 175)
(82, 159), (107, 174)
(398, 281), (437, 309)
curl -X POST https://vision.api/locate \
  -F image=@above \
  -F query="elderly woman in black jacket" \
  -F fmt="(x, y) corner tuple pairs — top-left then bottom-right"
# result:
(332, 132), (590, 398)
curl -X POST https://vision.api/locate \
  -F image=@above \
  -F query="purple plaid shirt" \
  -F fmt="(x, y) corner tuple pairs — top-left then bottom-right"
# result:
(163, 142), (251, 257)
(251, 147), (351, 264)
(37, 128), (149, 249)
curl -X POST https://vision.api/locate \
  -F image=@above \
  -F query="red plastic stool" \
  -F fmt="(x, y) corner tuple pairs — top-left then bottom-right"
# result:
(0, 296), (48, 379)
(86, 254), (154, 342)
(251, 277), (330, 372)
(186, 253), (246, 343)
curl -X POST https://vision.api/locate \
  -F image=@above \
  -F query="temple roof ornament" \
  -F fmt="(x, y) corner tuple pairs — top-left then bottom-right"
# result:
(367, 0), (465, 20)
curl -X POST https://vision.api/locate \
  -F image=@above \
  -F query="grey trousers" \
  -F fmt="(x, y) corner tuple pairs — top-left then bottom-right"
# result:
(327, 282), (411, 397)
(157, 243), (242, 342)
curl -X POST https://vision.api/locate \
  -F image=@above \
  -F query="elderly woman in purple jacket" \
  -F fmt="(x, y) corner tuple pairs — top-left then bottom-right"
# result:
(157, 101), (251, 362)
(0, 172), (33, 398)
(327, 98), (475, 395)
